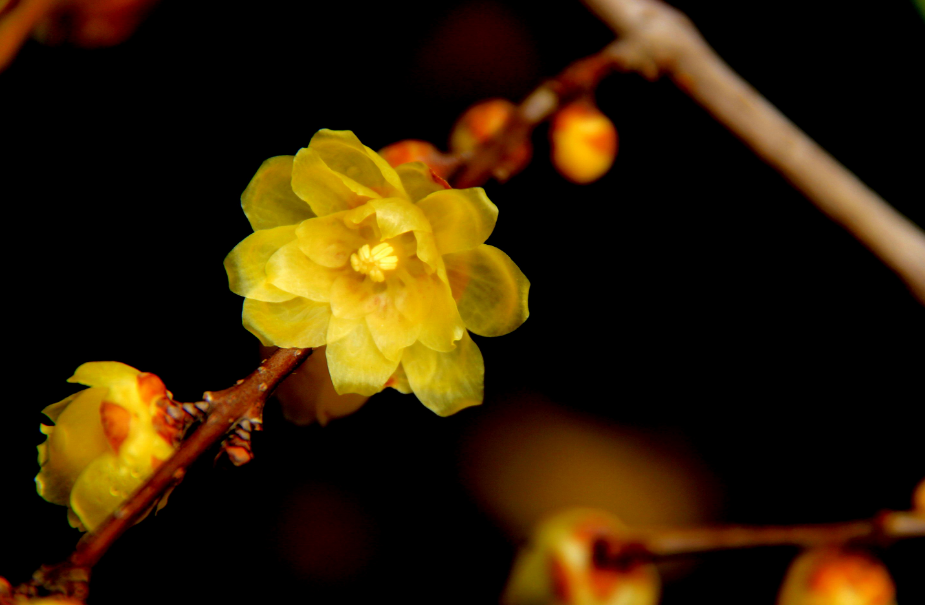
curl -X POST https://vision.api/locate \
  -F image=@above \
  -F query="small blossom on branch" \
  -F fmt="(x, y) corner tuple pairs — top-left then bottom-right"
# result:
(36, 362), (180, 532)
(776, 547), (896, 605)
(225, 129), (530, 416)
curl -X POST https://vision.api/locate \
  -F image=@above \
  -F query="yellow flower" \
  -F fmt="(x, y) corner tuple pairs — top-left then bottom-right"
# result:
(36, 362), (179, 532)
(225, 129), (529, 415)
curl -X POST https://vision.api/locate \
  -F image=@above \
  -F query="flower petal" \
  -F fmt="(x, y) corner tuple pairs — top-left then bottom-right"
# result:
(369, 197), (432, 240)
(396, 162), (451, 203)
(326, 321), (400, 396)
(68, 362), (140, 388)
(329, 272), (382, 320)
(36, 388), (109, 507)
(366, 297), (423, 363)
(412, 229), (447, 281)
(266, 240), (341, 302)
(296, 212), (368, 268)
(402, 332), (484, 416)
(416, 275), (466, 352)
(417, 188), (498, 254)
(69, 453), (146, 533)
(224, 226), (299, 303)
(241, 155), (316, 231)
(444, 244), (530, 336)
(309, 129), (407, 199)
(243, 297), (331, 348)
(292, 146), (368, 216)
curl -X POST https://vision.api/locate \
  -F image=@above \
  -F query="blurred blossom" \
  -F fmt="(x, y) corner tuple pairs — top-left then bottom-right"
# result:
(275, 484), (377, 584)
(225, 129), (529, 416)
(914, 478), (925, 514)
(0, 0), (158, 72)
(459, 397), (720, 538)
(504, 508), (659, 605)
(36, 362), (179, 532)
(776, 548), (896, 605)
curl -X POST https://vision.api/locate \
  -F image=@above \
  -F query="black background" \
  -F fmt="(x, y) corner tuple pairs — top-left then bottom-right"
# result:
(2, 0), (923, 603)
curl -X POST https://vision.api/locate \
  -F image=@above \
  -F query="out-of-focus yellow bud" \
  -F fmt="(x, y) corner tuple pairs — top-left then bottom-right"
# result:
(550, 101), (617, 184)
(503, 509), (659, 605)
(776, 547), (896, 605)
(36, 362), (180, 532)
(379, 140), (453, 180)
(450, 99), (532, 180)
(914, 478), (925, 514)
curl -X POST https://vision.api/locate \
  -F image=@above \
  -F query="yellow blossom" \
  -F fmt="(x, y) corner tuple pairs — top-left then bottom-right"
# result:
(225, 129), (529, 416)
(36, 362), (180, 532)
(504, 509), (659, 605)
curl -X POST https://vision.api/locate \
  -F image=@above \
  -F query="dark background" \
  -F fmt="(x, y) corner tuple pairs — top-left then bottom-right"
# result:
(2, 0), (923, 603)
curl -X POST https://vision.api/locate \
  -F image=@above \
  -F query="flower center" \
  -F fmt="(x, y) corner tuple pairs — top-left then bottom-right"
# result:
(350, 242), (398, 282)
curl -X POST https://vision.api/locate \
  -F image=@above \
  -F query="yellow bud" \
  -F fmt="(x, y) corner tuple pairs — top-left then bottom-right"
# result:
(776, 547), (896, 605)
(503, 509), (659, 605)
(550, 101), (617, 184)
(36, 362), (180, 532)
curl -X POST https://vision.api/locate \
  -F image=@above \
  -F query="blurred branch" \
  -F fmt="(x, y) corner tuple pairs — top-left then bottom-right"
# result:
(585, 0), (925, 305)
(595, 511), (925, 566)
(9, 347), (310, 601)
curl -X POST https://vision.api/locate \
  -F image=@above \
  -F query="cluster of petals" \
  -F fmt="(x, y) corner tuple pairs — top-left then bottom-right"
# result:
(224, 129), (529, 416)
(36, 362), (178, 532)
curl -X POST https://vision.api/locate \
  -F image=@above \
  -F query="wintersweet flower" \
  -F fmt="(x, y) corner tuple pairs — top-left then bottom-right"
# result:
(36, 362), (180, 532)
(225, 129), (529, 415)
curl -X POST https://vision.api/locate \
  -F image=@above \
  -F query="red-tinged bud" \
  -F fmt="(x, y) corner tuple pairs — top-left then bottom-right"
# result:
(550, 101), (617, 184)
(777, 547), (896, 605)
(451, 98), (532, 180)
(33, 0), (159, 47)
(378, 139), (454, 179)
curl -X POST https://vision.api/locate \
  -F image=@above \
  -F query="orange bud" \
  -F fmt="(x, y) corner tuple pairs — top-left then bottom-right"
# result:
(450, 98), (531, 180)
(378, 139), (454, 179)
(550, 101), (617, 184)
(777, 547), (896, 605)
(914, 478), (925, 514)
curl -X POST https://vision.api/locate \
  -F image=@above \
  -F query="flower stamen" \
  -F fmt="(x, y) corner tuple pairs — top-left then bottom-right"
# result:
(350, 242), (398, 282)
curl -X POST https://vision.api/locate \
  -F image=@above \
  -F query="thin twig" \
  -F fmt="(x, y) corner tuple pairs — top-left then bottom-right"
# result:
(580, 0), (925, 305)
(594, 511), (925, 567)
(23, 347), (311, 598)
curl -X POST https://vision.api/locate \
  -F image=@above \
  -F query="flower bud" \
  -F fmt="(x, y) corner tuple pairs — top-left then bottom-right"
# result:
(378, 140), (453, 179)
(914, 478), (925, 514)
(503, 509), (659, 605)
(550, 101), (617, 184)
(776, 547), (896, 605)
(36, 362), (180, 532)
(450, 99), (531, 180)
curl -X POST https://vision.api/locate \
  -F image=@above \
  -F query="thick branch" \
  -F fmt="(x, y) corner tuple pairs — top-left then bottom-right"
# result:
(581, 0), (925, 304)
(29, 347), (310, 596)
(596, 511), (925, 566)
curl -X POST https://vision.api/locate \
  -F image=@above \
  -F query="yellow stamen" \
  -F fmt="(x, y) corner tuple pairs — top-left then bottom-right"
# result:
(350, 242), (398, 282)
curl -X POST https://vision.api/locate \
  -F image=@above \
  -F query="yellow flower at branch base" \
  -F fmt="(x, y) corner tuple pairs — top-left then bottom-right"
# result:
(36, 362), (180, 532)
(777, 548), (896, 605)
(225, 129), (529, 416)
(504, 509), (659, 605)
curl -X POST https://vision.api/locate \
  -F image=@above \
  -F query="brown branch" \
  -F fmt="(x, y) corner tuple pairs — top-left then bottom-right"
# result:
(581, 0), (925, 305)
(595, 511), (925, 567)
(22, 347), (311, 599)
